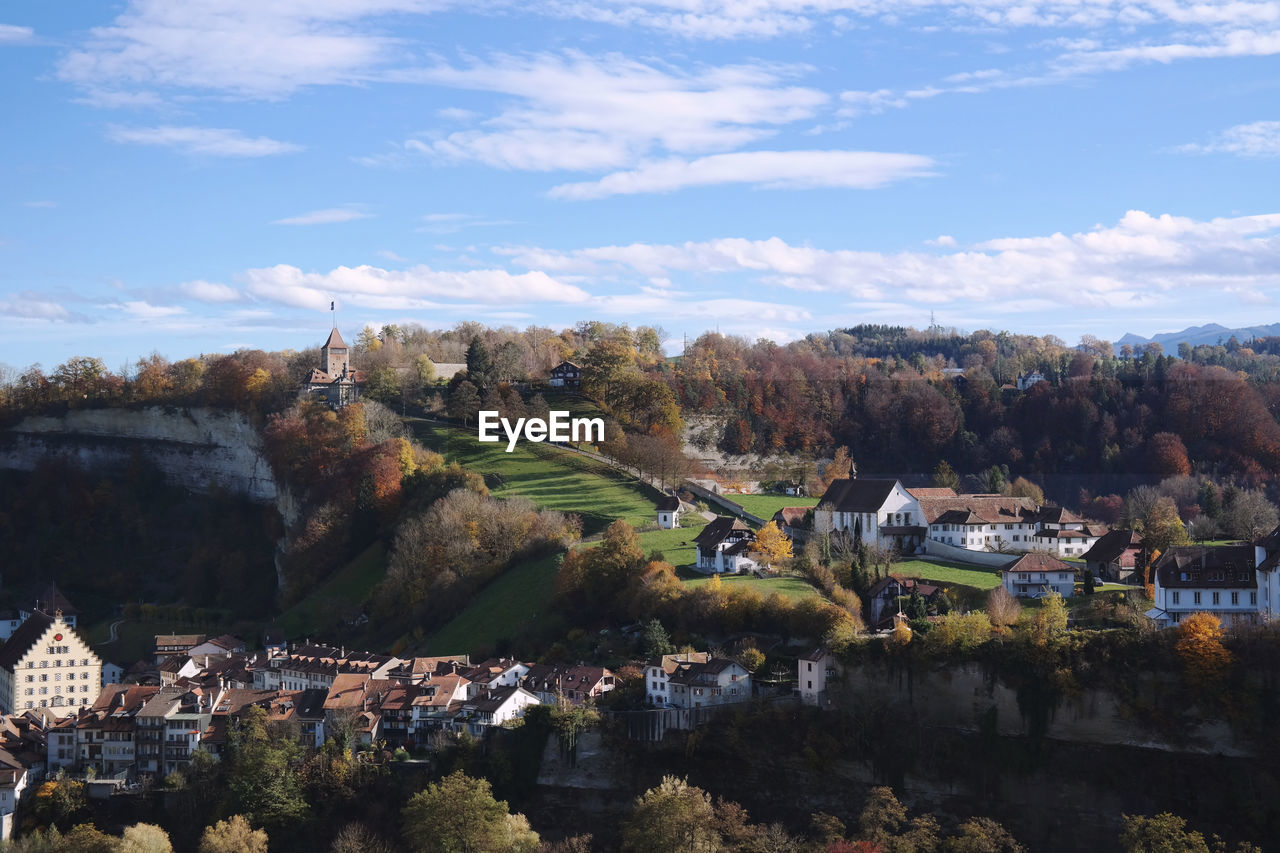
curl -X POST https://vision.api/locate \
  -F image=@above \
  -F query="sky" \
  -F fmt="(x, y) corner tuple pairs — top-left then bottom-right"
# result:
(2, 0), (1279, 369)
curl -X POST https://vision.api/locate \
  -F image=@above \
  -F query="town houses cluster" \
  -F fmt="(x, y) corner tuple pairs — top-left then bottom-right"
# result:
(0, 585), (762, 839)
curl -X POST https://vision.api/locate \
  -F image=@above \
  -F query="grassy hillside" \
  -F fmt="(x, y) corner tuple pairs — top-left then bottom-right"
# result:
(681, 573), (820, 601)
(423, 552), (562, 657)
(409, 418), (659, 535)
(894, 558), (1002, 591)
(276, 541), (388, 640)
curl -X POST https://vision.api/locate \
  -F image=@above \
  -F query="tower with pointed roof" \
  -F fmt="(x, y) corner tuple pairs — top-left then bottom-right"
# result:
(321, 328), (350, 379)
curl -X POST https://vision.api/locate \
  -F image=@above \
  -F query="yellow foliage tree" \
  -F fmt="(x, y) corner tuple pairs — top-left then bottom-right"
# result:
(1175, 611), (1234, 694)
(754, 521), (793, 568)
(889, 620), (913, 647)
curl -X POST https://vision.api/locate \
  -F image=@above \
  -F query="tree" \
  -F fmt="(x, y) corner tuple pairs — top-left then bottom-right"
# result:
(1006, 477), (1044, 504)
(1174, 612), (1233, 694)
(642, 618), (675, 658)
(857, 787), (906, 846)
(1026, 591), (1068, 646)
(1119, 813), (1210, 853)
(120, 824), (174, 853)
(199, 816), (269, 853)
(1082, 569), (1096, 595)
(1219, 488), (1279, 540)
(932, 460), (960, 491)
(1139, 497), (1190, 554)
(985, 586), (1022, 628)
(224, 705), (308, 830)
(943, 817), (1025, 852)
(826, 447), (854, 488)
(1147, 433), (1191, 477)
(465, 337), (493, 388)
(449, 380), (481, 425)
(622, 776), (721, 853)
(402, 771), (538, 853)
(754, 521), (794, 568)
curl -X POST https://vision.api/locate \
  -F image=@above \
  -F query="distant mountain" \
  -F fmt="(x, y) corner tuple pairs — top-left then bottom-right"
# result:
(1116, 322), (1280, 351)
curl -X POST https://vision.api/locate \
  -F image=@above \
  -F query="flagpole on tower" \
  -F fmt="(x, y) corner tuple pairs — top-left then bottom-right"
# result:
(330, 299), (336, 329)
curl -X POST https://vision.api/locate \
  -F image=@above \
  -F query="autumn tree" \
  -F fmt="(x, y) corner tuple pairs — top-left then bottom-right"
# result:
(402, 771), (539, 853)
(944, 817), (1025, 852)
(198, 816), (269, 853)
(1174, 612), (1234, 696)
(622, 776), (722, 853)
(119, 823), (175, 853)
(986, 586), (1022, 629)
(825, 446), (854, 488)
(1147, 432), (1192, 477)
(754, 521), (794, 568)
(1119, 813), (1210, 853)
(1006, 477), (1044, 504)
(1026, 591), (1068, 646)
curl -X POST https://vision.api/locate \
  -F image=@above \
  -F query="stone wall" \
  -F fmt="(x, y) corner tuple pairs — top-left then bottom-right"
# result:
(0, 407), (278, 503)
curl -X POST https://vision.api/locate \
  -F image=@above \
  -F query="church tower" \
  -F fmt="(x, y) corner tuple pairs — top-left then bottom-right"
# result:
(322, 328), (349, 378)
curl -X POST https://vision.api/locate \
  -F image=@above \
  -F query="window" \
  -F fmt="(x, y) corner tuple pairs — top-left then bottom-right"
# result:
(1251, 592), (1258, 605)
(1172, 592), (1180, 604)
(1231, 592), (1239, 605)
(24, 675), (32, 683)
(1194, 592), (1202, 604)
(1212, 591), (1220, 605)
(39, 674), (47, 682)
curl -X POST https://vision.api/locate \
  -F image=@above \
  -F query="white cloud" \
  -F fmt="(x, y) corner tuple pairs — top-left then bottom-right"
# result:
(180, 280), (242, 302)
(107, 125), (302, 157)
(501, 211), (1280, 309)
(0, 24), (34, 43)
(548, 149), (935, 199)
(58, 1), (451, 100)
(394, 52), (829, 173)
(1178, 120), (1280, 158)
(927, 234), (958, 247)
(417, 213), (517, 234)
(272, 207), (373, 226)
(0, 293), (74, 321)
(239, 263), (592, 310)
(115, 301), (187, 319)
(22, 201), (57, 209)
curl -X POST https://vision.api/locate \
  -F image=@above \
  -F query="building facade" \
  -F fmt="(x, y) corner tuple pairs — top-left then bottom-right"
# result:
(0, 612), (102, 717)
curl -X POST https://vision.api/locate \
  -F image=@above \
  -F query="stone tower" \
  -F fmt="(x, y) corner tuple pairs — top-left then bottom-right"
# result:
(322, 328), (349, 378)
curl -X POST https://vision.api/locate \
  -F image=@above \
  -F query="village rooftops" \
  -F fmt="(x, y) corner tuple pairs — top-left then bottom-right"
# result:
(1154, 545), (1257, 589)
(915, 494), (1039, 525)
(816, 478), (900, 513)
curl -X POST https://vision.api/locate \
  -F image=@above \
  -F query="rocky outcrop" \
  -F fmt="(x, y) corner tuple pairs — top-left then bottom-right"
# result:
(0, 407), (278, 503)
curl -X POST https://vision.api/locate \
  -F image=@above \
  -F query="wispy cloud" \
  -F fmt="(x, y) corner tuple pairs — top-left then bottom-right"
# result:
(0, 24), (34, 43)
(272, 207), (373, 226)
(107, 125), (302, 157)
(549, 149), (935, 199)
(22, 201), (57, 209)
(392, 52), (829, 171)
(1177, 120), (1280, 158)
(180, 280), (242, 303)
(417, 213), (517, 234)
(239, 263), (592, 310)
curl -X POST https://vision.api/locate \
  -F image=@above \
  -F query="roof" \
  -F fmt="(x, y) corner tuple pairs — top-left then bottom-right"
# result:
(693, 517), (751, 546)
(155, 634), (205, 649)
(323, 328), (348, 349)
(1002, 553), (1078, 575)
(773, 507), (810, 525)
(1154, 545), (1257, 589)
(866, 575), (941, 599)
(1035, 506), (1084, 525)
(649, 652), (711, 674)
(551, 360), (581, 371)
(1032, 528), (1096, 540)
(657, 495), (681, 512)
(916, 494), (1038, 525)
(27, 583), (79, 616)
(906, 487), (959, 499)
(816, 478), (900, 513)
(0, 611), (55, 670)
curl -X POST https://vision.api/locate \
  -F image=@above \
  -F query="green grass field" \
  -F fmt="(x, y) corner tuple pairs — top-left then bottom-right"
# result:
(423, 552), (562, 656)
(727, 494), (819, 519)
(276, 541), (388, 640)
(681, 572), (820, 601)
(409, 418), (658, 535)
(635, 519), (708, 568)
(893, 558), (1003, 590)
(90, 621), (223, 667)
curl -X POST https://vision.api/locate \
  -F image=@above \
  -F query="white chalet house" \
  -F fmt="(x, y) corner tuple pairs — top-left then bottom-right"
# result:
(1001, 553), (1077, 598)
(915, 490), (1104, 557)
(694, 518), (757, 573)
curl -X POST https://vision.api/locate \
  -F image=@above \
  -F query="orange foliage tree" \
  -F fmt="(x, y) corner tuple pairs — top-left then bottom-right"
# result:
(1174, 611), (1234, 695)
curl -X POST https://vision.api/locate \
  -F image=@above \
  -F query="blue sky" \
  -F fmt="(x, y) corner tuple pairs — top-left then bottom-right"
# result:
(2, 0), (1279, 369)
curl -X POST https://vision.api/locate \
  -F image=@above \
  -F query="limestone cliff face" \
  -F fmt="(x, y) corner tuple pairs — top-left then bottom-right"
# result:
(0, 407), (279, 504)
